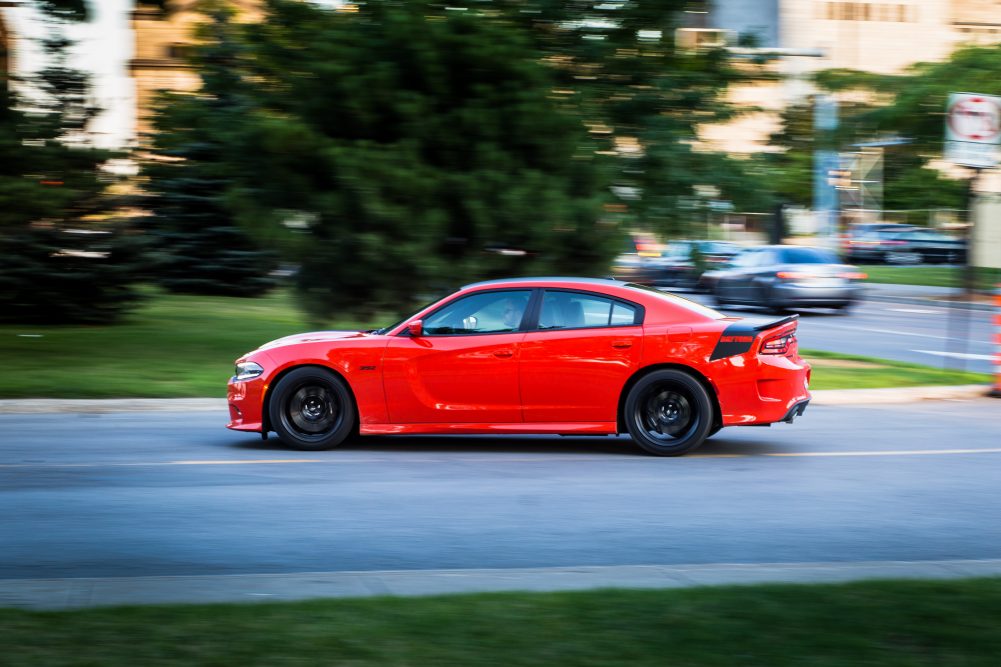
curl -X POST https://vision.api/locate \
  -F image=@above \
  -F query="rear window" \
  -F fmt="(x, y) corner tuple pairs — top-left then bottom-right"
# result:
(778, 248), (839, 264)
(624, 284), (725, 320)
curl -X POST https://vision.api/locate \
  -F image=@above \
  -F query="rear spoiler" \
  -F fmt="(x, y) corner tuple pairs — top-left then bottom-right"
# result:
(710, 314), (798, 361)
(752, 314), (798, 332)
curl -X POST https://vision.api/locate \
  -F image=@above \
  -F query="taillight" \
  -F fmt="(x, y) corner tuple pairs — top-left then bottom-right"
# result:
(839, 271), (867, 280)
(776, 271), (810, 280)
(761, 331), (796, 355)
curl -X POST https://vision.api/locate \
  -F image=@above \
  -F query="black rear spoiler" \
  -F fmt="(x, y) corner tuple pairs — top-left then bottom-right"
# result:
(752, 314), (798, 332)
(710, 314), (798, 361)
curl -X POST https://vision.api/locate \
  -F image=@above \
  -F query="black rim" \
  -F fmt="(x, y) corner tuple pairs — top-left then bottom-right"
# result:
(636, 383), (699, 443)
(281, 382), (342, 439)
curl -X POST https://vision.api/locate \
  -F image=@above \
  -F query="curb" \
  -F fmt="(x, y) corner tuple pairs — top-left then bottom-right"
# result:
(0, 386), (993, 414)
(861, 292), (995, 312)
(5, 559), (1001, 610)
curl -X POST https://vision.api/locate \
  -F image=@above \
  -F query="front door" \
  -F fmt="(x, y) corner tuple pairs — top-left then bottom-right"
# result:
(382, 289), (533, 424)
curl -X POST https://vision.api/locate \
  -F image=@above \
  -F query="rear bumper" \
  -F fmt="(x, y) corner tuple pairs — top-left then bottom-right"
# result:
(715, 353), (812, 426)
(773, 283), (863, 307)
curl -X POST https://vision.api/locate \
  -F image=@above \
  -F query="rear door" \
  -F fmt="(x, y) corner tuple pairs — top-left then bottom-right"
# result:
(519, 289), (643, 423)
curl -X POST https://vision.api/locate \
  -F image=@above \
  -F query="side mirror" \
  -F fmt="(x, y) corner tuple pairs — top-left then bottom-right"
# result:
(407, 320), (423, 337)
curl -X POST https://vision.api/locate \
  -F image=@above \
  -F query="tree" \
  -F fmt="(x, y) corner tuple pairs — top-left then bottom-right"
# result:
(143, 6), (278, 297)
(213, 0), (622, 319)
(0, 12), (143, 324)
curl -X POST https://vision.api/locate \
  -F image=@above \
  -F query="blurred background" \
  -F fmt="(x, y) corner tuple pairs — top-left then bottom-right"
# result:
(0, 0), (998, 341)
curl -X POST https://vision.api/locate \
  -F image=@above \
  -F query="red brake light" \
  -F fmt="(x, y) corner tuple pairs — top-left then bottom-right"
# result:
(760, 331), (796, 355)
(840, 272), (867, 280)
(776, 271), (810, 280)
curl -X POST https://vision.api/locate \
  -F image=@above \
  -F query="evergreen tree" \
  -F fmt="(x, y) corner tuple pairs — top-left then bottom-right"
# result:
(0, 19), (143, 324)
(144, 6), (277, 297)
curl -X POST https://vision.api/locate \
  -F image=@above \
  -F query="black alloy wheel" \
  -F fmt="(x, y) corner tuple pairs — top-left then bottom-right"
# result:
(624, 369), (714, 456)
(269, 366), (356, 451)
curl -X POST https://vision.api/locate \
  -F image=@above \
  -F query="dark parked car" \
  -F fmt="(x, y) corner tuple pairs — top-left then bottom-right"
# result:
(881, 229), (967, 265)
(612, 240), (740, 289)
(842, 223), (916, 263)
(704, 245), (866, 313)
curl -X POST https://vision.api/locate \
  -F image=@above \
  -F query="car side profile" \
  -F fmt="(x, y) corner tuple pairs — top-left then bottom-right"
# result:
(227, 278), (811, 456)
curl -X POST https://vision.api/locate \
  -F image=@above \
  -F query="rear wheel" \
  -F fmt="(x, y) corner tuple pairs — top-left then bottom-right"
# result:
(624, 369), (714, 456)
(269, 367), (356, 451)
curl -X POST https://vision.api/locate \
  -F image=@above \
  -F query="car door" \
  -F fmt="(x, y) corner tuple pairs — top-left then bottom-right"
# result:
(715, 249), (759, 302)
(519, 289), (643, 423)
(382, 289), (533, 424)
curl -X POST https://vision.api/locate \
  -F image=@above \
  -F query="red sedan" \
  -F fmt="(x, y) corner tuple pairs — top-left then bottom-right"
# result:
(227, 278), (811, 456)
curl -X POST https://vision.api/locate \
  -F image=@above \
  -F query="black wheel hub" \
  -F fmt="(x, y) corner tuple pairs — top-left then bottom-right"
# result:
(640, 387), (695, 441)
(287, 385), (339, 435)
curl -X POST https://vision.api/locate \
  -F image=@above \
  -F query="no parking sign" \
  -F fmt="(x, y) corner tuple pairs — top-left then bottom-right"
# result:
(945, 92), (1001, 168)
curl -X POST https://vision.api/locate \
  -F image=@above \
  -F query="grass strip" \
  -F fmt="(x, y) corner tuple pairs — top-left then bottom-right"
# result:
(0, 289), (990, 398)
(2, 579), (1001, 666)
(801, 349), (991, 390)
(861, 265), (1001, 289)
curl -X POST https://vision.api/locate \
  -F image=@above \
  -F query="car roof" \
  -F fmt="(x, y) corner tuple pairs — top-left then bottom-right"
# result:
(461, 277), (623, 289)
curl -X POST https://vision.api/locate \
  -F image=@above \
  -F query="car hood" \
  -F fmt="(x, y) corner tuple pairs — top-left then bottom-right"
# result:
(256, 330), (372, 351)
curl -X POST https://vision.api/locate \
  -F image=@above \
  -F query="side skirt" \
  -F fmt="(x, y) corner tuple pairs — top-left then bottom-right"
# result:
(360, 422), (618, 436)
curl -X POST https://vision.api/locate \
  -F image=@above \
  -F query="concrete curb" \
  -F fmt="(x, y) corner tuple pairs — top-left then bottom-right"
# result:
(0, 385), (993, 414)
(4, 559), (1001, 610)
(861, 293), (995, 312)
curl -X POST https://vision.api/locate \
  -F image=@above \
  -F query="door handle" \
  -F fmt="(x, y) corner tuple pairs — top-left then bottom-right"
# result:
(493, 349), (514, 358)
(611, 340), (633, 349)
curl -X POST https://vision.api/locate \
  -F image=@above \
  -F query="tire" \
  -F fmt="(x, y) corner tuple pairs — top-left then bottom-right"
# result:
(624, 369), (714, 456)
(268, 366), (356, 451)
(758, 286), (785, 315)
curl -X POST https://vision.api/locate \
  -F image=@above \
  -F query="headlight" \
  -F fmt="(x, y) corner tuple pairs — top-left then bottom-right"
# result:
(234, 361), (264, 381)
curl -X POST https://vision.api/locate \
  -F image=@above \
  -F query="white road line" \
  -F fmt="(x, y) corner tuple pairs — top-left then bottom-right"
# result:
(888, 308), (942, 314)
(766, 448), (1001, 458)
(817, 324), (992, 345)
(911, 349), (996, 362)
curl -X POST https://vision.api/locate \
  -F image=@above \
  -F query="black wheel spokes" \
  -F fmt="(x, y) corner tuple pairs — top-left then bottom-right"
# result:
(640, 386), (695, 441)
(287, 385), (339, 435)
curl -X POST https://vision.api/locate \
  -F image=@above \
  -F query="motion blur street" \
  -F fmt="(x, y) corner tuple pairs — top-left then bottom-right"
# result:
(2, 397), (1000, 606)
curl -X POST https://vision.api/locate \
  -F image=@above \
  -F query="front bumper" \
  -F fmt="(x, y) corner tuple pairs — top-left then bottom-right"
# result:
(226, 376), (267, 432)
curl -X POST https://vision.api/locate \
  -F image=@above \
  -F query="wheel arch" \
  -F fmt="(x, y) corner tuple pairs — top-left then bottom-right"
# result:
(616, 363), (722, 435)
(262, 363), (360, 435)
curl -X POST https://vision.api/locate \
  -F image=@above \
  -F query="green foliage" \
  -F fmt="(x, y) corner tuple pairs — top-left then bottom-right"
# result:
(143, 8), (278, 298)
(0, 21), (143, 324)
(216, 0), (623, 318)
(817, 45), (1001, 157)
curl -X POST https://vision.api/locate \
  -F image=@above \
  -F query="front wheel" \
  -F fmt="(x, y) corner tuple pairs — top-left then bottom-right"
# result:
(268, 367), (356, 451)
(624, 369), (714, 456)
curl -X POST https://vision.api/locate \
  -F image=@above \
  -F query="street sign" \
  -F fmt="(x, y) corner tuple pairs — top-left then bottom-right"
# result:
(944, 92), (1001, 168)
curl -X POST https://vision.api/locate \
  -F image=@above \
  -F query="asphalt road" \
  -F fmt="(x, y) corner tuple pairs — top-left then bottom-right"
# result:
(2, 403), (1000, 582)
(682, 291), (996, 374)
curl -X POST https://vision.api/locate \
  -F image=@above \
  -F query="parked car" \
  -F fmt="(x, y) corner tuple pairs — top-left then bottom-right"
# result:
(612, 240), (740, 289)
(705, 246), (866, 313)
(842, 223), (916, 263)
(881, 229), (967, 265)
(227, 277), (811, 457)
(608, 232), (665, 284)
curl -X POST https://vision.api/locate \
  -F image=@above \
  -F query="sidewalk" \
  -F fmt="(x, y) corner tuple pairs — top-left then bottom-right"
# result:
(5, 559), (1001, 610)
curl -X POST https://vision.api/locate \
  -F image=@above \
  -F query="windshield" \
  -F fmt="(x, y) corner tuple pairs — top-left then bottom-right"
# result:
(778, 248), (840, 264)
(624, 283), (726, 320)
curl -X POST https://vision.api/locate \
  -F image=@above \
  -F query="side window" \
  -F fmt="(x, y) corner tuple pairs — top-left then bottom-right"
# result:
(538, 291), (638, 330)
(730, 250), (757, 267)
(423, 290), (532, 335)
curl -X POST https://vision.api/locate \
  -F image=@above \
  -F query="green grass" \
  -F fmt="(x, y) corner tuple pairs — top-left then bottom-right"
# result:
(0, 289), (990, 398)
(3, 579), (1001, 666)
(0, 288), (380, 399)
(861, 265), (1001, 289)
(802, 349), (992, 390)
